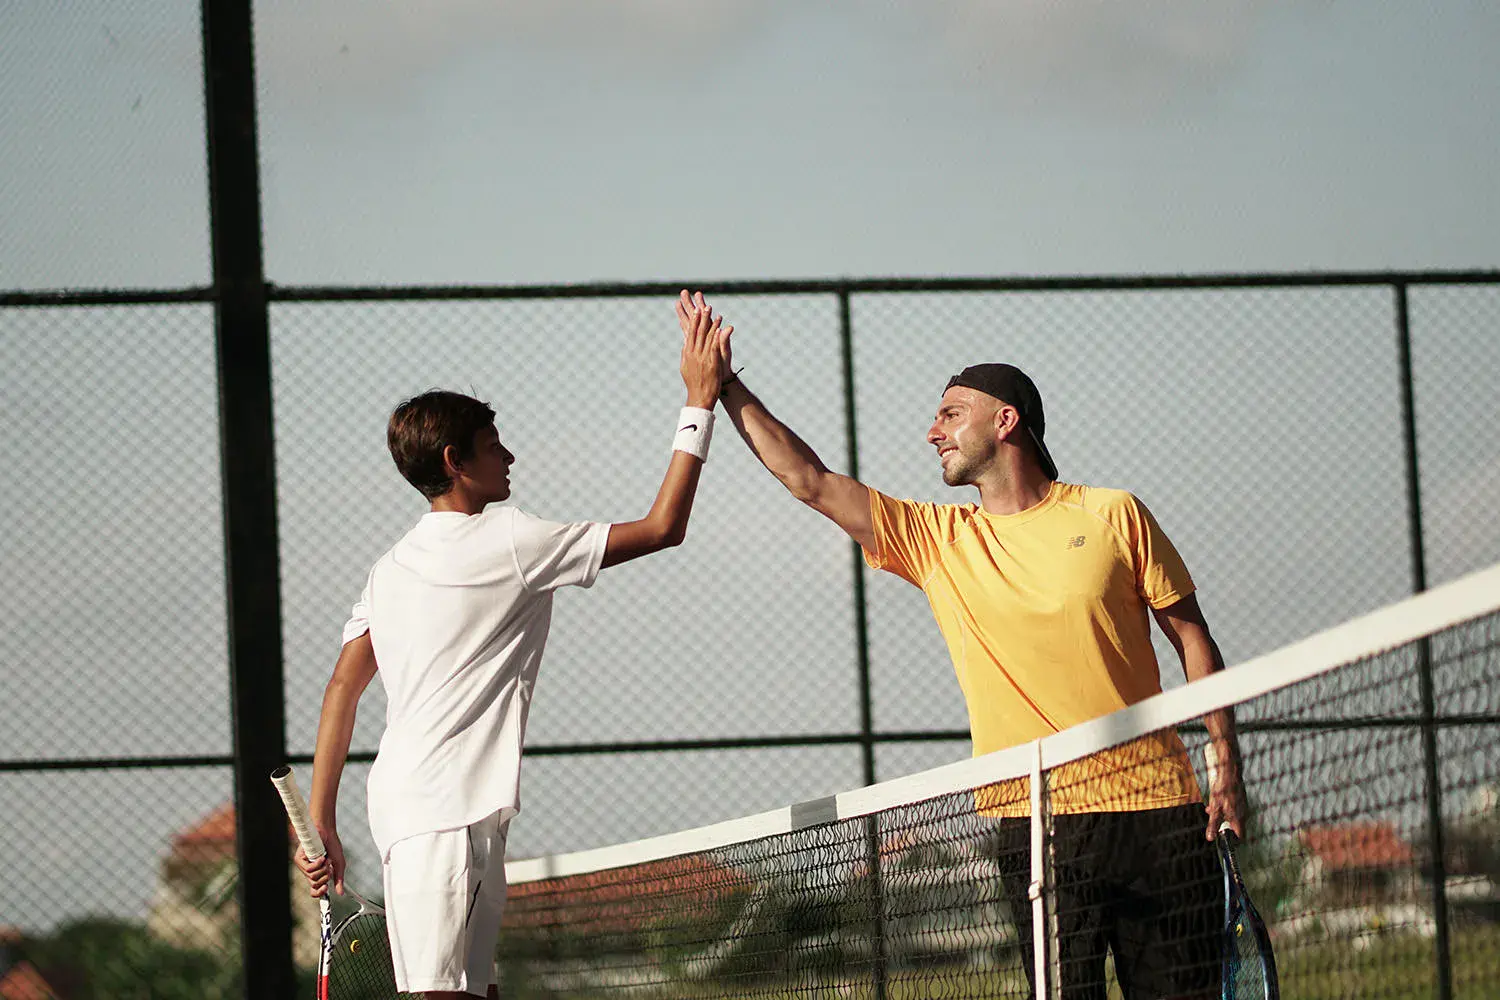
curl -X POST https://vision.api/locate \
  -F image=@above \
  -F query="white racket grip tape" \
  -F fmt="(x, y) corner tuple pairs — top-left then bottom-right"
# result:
(270, 766), (327, 861)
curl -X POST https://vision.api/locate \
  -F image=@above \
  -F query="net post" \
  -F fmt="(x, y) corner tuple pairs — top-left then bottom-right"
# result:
(1395, 281), (1453, 1000)
(837, 286), (877, 788)
(860, 813), (890, 1000)
(1028, 739), (1057, 1000)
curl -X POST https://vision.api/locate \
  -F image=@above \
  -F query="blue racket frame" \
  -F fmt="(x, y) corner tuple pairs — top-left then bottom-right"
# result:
(1216, 827), (1281, 1000)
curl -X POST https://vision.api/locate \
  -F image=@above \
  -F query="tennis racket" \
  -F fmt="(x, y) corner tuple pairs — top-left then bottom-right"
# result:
(1203, 745), (1279, 1000)
(1215, 824), (1280, 999)
(270, 766), (409, 1000)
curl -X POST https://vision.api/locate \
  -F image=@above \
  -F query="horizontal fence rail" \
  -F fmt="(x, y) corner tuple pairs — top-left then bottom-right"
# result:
(4, 268), (1498, 1000)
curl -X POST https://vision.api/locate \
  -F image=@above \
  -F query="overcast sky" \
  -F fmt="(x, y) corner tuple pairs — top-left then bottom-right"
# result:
(3, 1), (1499, 289)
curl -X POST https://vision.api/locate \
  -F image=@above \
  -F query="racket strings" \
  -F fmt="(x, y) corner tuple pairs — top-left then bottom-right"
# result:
(327, 912), (417, 998)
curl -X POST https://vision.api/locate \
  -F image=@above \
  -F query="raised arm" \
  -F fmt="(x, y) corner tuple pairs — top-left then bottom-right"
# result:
(1152, 593), (1247, 841)
(601, 291), (726, 568)
(694, 293), (874, 551)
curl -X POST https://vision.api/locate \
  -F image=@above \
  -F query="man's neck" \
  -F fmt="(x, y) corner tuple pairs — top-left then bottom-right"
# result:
(974, 468), (1054, 516)
(431, 490), (487, 516)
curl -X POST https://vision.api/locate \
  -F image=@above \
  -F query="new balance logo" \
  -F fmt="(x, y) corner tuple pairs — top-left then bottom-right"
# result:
(1066, 536), (1086, 549)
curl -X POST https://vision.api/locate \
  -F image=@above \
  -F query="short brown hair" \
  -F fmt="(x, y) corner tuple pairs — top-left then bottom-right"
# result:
(387, 390), (496, 499)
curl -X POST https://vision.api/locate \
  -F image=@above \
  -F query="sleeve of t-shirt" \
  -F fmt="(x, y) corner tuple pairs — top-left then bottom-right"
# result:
(1121, 494), (1195, 609)
(510, 508), (610, 592)
(861, 489), (949, 588)
(341, 575), (372, 646)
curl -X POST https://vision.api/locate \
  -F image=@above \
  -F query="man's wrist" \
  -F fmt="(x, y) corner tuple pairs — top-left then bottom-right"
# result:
(686, 392), (718, 409)
(718, 376), (747, 407)
(673, 406), (715, 460)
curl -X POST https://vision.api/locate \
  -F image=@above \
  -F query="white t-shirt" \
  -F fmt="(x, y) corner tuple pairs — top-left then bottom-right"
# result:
(342, 505), (609, 859)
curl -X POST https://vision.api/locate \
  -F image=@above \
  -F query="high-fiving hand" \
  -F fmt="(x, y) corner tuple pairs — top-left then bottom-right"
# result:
(676, 290), (732, 409)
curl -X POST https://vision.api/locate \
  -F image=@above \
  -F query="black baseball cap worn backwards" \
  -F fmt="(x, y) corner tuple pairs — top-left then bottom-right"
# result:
(943, 363), (1059, 481)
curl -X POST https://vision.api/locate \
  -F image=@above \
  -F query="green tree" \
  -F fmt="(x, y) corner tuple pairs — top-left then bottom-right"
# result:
(19, 917), (241, 1000)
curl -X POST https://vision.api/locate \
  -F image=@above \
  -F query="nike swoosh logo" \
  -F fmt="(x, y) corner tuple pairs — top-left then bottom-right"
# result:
(679, 424), (698, 432)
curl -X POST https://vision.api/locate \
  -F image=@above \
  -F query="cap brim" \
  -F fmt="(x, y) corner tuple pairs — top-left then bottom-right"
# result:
(1028, 427), (1059, 481)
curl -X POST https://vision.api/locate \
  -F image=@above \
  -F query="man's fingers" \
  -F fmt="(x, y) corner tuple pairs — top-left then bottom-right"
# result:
(678, 289), (705, 338)
(1205, 789), (1246, 841)
(677, 291), (726, 361)
(694, 308), (715, 350)
(700, 318), (725, 361)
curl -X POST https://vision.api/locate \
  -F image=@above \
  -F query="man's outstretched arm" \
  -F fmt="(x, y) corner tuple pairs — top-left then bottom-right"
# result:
(700, 294), (873, 551)
(718, 380), (874, 550)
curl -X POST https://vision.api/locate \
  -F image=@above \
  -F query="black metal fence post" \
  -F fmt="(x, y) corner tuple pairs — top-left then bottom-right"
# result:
(838, 289), (877, 789)
(838, 289), (888, 1000)
(201, 1), (291, 996)
(1395, 281), (1452, 1000)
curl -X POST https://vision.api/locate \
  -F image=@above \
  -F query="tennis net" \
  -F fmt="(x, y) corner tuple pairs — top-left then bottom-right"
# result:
(499, 563), (1500, 999)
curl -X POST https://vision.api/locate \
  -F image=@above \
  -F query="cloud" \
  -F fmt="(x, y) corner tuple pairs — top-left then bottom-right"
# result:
(253, 0), (763, 98)
(921, 0), (1276, 113)
(252, 0), (1283, 115)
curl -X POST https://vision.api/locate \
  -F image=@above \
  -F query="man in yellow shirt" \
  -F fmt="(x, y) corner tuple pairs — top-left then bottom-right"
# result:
(695, 292), (1243, 999)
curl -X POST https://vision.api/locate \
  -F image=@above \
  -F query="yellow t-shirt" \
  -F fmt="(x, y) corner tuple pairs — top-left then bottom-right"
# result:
(864, 482), (1201, 816)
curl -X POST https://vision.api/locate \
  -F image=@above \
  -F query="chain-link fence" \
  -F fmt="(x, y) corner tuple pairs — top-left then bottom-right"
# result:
(4, 5), (1499, 998)
(3, 274), (1499, 997)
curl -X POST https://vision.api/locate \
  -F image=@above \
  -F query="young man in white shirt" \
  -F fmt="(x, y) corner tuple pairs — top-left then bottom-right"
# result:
(295, 293), (729, 999)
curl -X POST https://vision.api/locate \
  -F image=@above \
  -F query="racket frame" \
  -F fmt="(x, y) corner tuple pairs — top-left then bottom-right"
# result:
(1204, 745), (1280, 1000)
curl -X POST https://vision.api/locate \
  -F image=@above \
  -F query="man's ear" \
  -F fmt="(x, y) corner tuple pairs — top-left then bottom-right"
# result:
(441, 443), (464, 479)
(993, 404), (1021, 442)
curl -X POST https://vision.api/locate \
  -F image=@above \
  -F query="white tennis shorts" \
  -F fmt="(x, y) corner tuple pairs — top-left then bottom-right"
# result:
(382, 809), (512, 995)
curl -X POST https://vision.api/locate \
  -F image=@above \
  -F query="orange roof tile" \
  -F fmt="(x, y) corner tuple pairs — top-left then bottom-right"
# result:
(1299, 822), (1415, 871)
(505, 854), (746, 934)
(173, 802), (238, 849)
(170, 802), (305, 860)
(0, 961), (58, 1000)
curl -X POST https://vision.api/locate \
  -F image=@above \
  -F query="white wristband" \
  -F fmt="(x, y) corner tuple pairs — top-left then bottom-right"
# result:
(672, 407), (715, 462)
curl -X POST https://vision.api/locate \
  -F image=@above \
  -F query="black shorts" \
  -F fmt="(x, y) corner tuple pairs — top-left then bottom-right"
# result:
(991, 804), (1221, 1000)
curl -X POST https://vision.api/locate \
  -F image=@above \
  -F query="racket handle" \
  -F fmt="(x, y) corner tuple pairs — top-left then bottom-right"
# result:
(270, 766), (327, 861)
